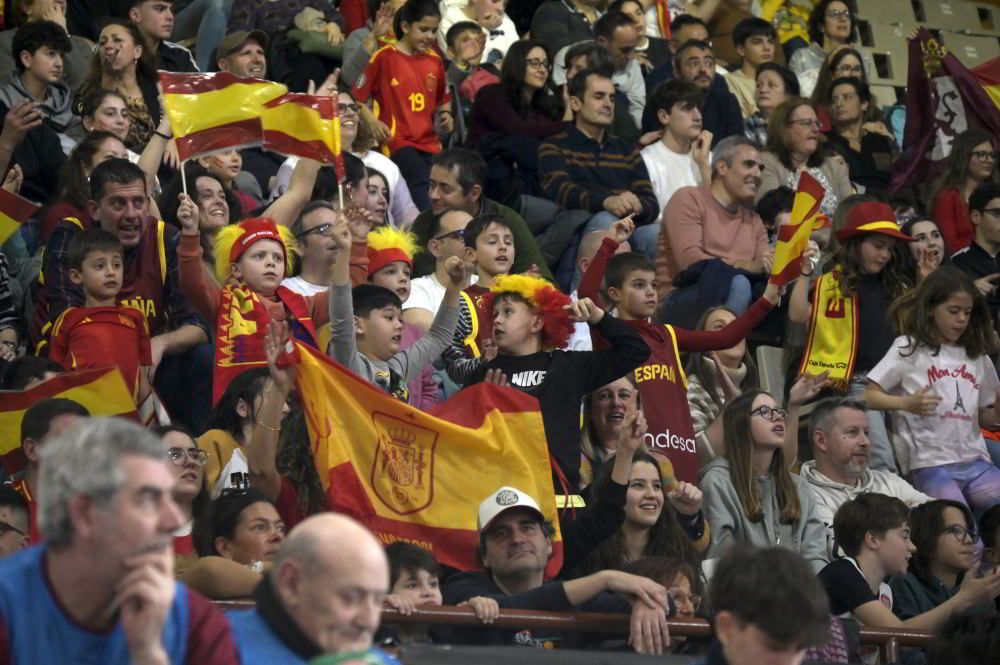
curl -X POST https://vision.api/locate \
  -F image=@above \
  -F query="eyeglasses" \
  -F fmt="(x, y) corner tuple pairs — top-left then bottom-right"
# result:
(834, 65), (864, 76)
(787, 118), (821, 129)
(0, 520), (24, 537)
(296, 222), (334, 239)
(339, 102), (361, 115)
(167, 447), (209, 466)
(943, 524), (979, 544)
(971, 150), (999, 161)
(980, 208), (1000, 217)
(826, 8), (851, 19)
(668, 588), (702, 611)
(526, 58), (550, 70)
(434, 228), (465, 242)
(750, 405), (788, 422)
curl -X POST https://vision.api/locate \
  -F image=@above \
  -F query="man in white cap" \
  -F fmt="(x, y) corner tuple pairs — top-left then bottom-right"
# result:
(443, 485), (673, 654)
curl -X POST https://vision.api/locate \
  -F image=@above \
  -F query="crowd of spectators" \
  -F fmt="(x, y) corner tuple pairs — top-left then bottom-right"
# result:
(1, 0), (1000, 663)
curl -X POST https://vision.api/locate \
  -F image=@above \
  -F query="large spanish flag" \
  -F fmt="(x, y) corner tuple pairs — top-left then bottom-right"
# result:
(770, 171), (828, 287)
(261, 93), (338, 164)
(0, 366), (138, 474)
(0, 186), (39, 245)
(292, 343), (564, 576)
(159, 71), (288, 161)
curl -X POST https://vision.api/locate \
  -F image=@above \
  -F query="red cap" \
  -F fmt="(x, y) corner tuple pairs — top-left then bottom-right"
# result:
(229, 218), (286, 265)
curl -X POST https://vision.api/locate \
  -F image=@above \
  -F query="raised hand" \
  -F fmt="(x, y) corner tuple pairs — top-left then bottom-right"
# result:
(444, 255), (469, 288)
(324, 22), (344, 45)
(564, 297), (605, 324)
(667, 481), (703, 516)
(176, 193), (199, 235)
(905, 386), (942, 416)
(481, 338), (498, 362)
(617, 409), (647, 456)
(1, 164), (22, 194)
(373, 2), (394, 38)
(607, 215), (635, 244)
(308, 69), (341, 97)
(330, 211), (353, 252)
(788, 370), (831, 407)
(0, 100), (43, 149)
(264, 319), (293, 393)
(483, 368), (509, 387)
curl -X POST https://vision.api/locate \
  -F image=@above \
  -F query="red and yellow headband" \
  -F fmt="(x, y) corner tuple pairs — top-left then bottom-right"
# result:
(367, 226), (420, 277)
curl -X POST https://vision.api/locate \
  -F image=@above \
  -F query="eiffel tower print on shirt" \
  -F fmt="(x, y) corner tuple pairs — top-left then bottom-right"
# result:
(953, 380), (967, 413)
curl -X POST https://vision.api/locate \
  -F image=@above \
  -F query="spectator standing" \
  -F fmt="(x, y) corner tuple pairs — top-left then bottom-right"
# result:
(0, 418), (240, 664)
(930, 130), (998, 256)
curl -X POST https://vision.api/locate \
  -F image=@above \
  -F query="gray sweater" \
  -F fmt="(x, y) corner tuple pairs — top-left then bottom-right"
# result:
(329, 282), (458, 399)
(700, 457), (829, 573)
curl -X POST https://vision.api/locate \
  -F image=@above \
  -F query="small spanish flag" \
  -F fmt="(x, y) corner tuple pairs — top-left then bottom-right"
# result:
(0, 366), (139, 474)
(0, 186), (39, 245)
(159, 71), (288, 161)
(260, 93), (338, 164)
(292, 342), (564, 576)
(770, 172), (828, 287)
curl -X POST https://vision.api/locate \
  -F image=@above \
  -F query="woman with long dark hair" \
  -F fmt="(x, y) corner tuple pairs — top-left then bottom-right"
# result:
(701, 389), (828, 572)
(930, 129), (999, 255)
(466, 39), (569, 202)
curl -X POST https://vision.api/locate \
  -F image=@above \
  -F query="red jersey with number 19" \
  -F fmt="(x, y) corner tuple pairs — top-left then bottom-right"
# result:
(353, 44), (450, 154)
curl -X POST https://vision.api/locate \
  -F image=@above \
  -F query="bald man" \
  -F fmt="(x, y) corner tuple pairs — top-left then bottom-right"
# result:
(228, 514), (400, 664)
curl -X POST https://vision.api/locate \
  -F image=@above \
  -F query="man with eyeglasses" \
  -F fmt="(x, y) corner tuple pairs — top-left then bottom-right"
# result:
(282, 201), (341, 297)
(404, 209), (477, 333)
(0, 417), (240, 664)
(8, 397), (90, 544)
(953, 183), (1000, 320)
(800, 397), (932, 560)
(0, 487), (29, 559)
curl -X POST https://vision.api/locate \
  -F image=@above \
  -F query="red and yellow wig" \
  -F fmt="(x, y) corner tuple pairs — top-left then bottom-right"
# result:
(489, 274), (573, 350)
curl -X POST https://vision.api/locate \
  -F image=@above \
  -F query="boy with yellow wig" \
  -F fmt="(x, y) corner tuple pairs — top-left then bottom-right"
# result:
(465, 274), (650, 494)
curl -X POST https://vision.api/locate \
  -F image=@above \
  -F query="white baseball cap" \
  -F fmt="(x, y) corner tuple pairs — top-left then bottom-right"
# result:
(477, 486), (545, 532)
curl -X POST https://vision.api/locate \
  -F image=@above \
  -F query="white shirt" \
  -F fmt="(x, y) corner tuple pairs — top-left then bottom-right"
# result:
(403, 273), (478, 316)
(568, 290), (593, 351)
(640, 140), (703, 216)
(867, 336), (999, 473)
(281, 275), (329, 297)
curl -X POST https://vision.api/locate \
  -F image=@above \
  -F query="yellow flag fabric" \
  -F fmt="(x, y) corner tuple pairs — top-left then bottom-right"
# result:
(0, 367), (138, 474)
(159, 71), (288, 161)
(292, 343), (564, 575)
(0, 187), (39, 245)
(260, 93), (337, 164)
(770, 171), (827, 287)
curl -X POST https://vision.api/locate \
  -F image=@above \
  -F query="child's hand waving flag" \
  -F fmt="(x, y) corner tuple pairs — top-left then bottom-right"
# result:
(770, 172), (829, 287)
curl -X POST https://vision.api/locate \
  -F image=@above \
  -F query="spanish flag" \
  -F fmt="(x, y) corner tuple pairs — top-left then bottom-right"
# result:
(974, 56), (1000, 113)
(770, 171), (828, 287)
(159, 71), (288, 161)
(292, 343), (564, 576)
(260, 93), (338, 164)
(0, 366), (138, 475)
(0, 186), (39, 245)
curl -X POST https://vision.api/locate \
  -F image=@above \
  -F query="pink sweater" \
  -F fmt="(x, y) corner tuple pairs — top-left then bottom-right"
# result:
(655, 185), (769, 302)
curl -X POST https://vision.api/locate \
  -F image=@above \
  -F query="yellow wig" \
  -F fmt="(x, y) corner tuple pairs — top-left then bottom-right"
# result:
(366, 225), (420, 276)
(214, 218), (296, 285)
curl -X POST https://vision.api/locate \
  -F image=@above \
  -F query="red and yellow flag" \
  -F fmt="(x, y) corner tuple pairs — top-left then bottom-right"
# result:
(0, 186), (39, 245)
(974, 56), (1000, 113)
(292, 343), (564, 576)
(770, 172), (828, 287)
(261, 93), (339, 164)
(0, 366), (138, 474)
(159, 71), (288, 161)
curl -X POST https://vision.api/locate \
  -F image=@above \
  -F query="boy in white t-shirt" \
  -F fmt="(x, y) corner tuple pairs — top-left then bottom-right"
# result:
(640, 79), (712, 218)
(818, 493), (1000, 661)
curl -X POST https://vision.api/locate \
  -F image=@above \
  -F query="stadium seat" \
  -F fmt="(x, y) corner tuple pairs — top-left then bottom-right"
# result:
(965, 2), (1000, 37)
(913, 1), (981, 31)
(870, 83), (902, 106)
(756, 345), (785, 398)
(941, 32), (1000, 68)
(862, 47), (908, 87)
(859, 21), (913, 57)
(855, 0), (917, 25)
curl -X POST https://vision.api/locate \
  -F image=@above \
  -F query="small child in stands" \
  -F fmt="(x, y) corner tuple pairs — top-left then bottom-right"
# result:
(49, 229), (153, 407)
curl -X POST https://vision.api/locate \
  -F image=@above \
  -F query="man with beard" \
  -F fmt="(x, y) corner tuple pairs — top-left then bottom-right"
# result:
(443, 486), (673, 654)
(655, 135), (771, 327)
(0, 418), (239, 663)
(800, 397), (932, 558)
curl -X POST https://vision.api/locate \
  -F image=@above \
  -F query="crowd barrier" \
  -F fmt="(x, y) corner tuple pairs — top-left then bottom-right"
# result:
(214, 602), (936, 663)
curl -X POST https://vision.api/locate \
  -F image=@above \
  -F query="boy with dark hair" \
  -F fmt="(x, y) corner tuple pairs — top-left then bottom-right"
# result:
(0, 18), (74, 200)
(330, 212), (465, 401)
(818, 493), (1000, 638)
(755, 185), (794, 242)
(48, 229), (153, 405)
(443, 213), (515, 383)
(444, 20), (486, 91)
(705, 545), (831, 665)
(724, 17), (777, 118)
(641, 80), (712, 217)
(465, 273), (650, 495)
(578, 217), (779, 482)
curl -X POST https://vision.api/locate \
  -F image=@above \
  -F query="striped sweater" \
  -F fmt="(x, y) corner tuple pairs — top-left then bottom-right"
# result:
(537, 125), (659, 225)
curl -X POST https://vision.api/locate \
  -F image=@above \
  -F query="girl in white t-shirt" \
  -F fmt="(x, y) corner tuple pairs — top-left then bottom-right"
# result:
(865, 266), (1000, 513)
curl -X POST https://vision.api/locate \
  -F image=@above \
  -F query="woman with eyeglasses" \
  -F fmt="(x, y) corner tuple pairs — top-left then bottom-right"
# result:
(152, 424), (212, 559)
(823, 77), (897, 196)
(700, 389), (829, 572)
(810, 46), (886, 132)
(889, 500), (999, 623)
(930, 129), (1000, 256)
(466, 39), (569, 204)
(758, 97), (852, 218)
(789, 0), (874, 98)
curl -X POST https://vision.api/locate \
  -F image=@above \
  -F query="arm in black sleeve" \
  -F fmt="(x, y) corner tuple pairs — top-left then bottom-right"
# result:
(578, 313), (650, 393)
(559, 479), (627, 575)
(677, 510), (705, 542)
(443, 571), (573, 611)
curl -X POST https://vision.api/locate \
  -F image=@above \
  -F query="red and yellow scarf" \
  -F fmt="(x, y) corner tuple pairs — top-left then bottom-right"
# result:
(800, 271), (859, 390)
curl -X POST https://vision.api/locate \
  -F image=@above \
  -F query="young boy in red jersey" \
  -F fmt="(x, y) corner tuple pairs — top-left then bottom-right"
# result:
(465, 274), (650, 495)
(353, 0), (454, 210)
(49, 229), (153, 405)
(443, 213), (515, 383)
(578, 217), (782, 483)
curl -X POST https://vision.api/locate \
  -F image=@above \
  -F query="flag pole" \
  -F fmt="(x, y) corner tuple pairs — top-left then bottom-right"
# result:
(338, 183), (344, 209)
(180, 160), (188, 197)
